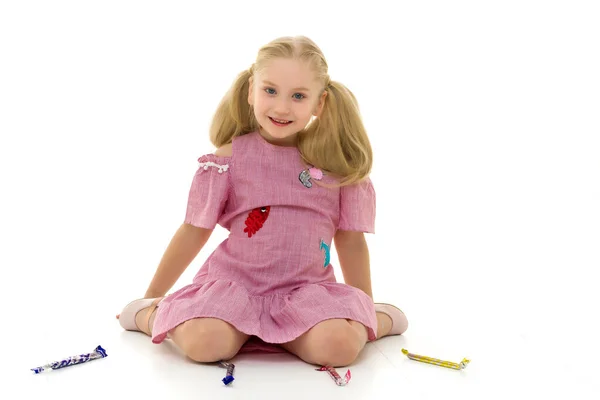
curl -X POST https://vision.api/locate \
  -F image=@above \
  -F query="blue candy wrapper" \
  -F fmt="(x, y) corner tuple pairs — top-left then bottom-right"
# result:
(31, 345), (107, 374)
(219, 361), (235, 385)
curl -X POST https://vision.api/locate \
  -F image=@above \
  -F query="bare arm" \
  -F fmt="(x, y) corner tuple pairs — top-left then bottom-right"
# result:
(144, 223), (213, 298)
(334, 230), (373, 299)
(144, 145), (230, 298)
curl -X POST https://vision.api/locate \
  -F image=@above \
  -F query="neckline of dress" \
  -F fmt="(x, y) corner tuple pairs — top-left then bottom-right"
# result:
(253, 130), (301, 153)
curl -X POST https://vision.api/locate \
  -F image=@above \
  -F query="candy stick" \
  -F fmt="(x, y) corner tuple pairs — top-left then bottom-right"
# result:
(31, 345), (108, 374)
(219, 361), (235, 385)
(401, 348), (470, 370)
(316, 366), (351, 386)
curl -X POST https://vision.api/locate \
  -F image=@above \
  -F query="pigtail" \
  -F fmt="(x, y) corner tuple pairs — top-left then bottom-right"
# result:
(209, 68), (258, 148)
(299, 80), (373, 186)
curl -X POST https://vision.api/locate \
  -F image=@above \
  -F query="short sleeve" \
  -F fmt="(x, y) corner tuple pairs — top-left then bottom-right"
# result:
(338, 177), (376, 233)
(184, 154), (231, 229)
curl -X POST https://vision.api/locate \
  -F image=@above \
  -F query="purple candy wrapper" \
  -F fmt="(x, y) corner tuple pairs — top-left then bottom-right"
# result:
(31, 345), (107, 374)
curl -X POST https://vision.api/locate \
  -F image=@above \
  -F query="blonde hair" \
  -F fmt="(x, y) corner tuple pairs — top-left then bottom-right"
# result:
(209, 36), (373, 186)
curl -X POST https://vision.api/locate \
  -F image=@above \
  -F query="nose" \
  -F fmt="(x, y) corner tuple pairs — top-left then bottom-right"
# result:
(273, 97), (291, 116)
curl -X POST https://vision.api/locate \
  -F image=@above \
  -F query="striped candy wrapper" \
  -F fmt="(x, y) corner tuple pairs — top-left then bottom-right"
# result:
(316, 366), (351, 386)
(219, 361), (235, 385)
(31, 345), (108, 374)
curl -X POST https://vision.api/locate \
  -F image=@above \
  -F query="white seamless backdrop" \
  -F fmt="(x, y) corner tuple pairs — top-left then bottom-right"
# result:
(1, 1), (598, 399)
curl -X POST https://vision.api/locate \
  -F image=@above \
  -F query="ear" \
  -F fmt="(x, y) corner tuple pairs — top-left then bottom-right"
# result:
(247, 76), (254, 106)
(313, 90), (328, 117)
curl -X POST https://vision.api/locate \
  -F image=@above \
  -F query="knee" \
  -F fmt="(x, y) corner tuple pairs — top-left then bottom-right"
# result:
(312, 325), (363, 367)
(176, 319), (241, 363)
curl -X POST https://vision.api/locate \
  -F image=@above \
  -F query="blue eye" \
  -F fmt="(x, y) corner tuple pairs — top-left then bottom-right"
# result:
(293, 93), (305, 100)
(265, 88), (276, 95)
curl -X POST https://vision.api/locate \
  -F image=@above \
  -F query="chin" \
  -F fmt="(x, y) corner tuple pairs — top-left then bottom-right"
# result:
(261, 121), (295, 137)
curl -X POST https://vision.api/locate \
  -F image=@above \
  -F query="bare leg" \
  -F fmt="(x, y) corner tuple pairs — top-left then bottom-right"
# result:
(169, 318), (250, 362)
(281, 319), (368, 367)
(117, 301), (249, 362)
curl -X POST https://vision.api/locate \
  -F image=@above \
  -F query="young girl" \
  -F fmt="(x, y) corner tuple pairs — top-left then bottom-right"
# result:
(117, 35), (408, 368)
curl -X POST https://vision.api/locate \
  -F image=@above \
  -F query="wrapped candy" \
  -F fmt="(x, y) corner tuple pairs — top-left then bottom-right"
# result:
(31, 345), (108, 373)
(219, 361), (235, 385)
(316, 366), (351, 386)
(401, 348), (470, 370)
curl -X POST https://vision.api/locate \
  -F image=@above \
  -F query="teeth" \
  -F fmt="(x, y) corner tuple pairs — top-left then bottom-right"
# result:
(272, 118), (290, 123)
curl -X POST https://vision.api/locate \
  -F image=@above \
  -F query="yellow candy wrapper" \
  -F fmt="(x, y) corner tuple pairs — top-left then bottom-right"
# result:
(402, 348), (470, 370)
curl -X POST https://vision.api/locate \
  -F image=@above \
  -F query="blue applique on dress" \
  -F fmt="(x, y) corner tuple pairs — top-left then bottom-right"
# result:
(320, 239), (331, 268)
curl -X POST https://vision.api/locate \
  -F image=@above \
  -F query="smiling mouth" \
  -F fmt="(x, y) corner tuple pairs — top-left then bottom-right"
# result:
(269, 117), (293, 125)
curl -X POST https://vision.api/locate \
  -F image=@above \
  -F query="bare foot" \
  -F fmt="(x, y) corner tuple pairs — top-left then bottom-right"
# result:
(376, 312), (393, 339)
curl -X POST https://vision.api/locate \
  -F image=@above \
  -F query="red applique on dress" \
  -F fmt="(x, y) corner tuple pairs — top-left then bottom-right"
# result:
(243, 206), (271, 237)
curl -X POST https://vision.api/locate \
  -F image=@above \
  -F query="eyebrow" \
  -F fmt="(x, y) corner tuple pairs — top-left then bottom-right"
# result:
(262, 80), (310, 92)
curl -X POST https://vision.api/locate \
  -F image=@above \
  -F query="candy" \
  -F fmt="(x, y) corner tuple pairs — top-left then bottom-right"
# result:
(401, 348), (470, 370)
(219, 361), (235, 385)
(316, 366), (351, 386)
(31, 345), (108, 374)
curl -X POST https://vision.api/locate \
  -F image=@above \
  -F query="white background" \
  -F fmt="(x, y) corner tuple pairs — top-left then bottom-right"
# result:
(1, 1), (599, 398)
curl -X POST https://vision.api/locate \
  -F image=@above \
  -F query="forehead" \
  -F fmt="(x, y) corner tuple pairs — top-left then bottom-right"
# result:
(257, 58), (319, 90)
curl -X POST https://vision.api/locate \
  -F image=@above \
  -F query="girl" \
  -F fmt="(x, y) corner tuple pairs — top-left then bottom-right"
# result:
(117, 36), (408, 368)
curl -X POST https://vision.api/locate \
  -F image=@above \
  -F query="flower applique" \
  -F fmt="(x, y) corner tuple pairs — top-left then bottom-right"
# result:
(298, 166), (323, 188)
(309, 167), (323, 180)
(244, 206), (271, 237)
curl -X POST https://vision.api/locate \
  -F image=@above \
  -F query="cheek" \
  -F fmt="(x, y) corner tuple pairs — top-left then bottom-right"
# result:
(250, 94), (264, 111)
(299, 103), (315, 118)
(253, 100), (268, 116)
(253, 92), (269, 108)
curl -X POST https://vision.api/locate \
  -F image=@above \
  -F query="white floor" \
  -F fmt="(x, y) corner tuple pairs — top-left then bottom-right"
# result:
(4, 286), (599, 400)
(2, 1), (600, 399)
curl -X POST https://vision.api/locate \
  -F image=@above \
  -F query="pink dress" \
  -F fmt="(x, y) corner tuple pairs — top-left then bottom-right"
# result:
(151, 131), (378, 348)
